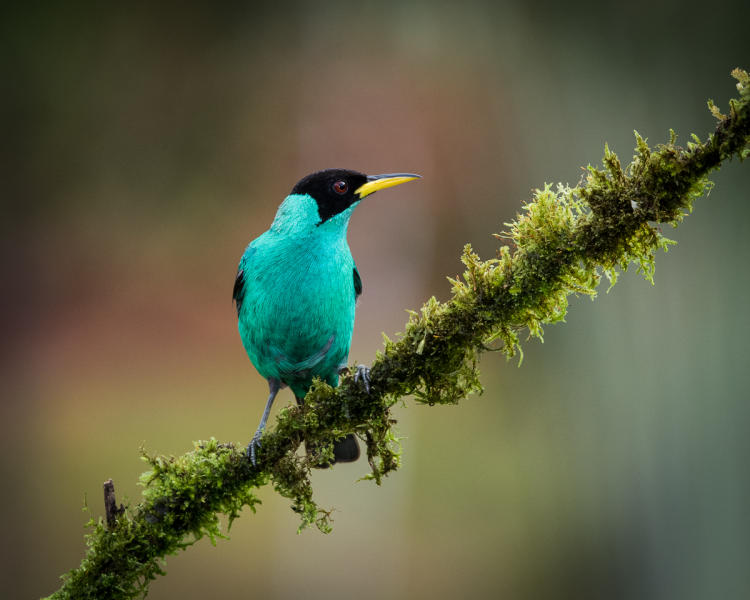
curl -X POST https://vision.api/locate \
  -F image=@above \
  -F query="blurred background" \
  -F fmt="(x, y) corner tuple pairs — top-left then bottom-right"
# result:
(3, 1), (749, 598)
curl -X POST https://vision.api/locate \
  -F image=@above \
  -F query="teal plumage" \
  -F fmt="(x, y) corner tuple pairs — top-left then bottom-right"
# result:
(237, 194), (359, 399)
(234, 169), (420, 465)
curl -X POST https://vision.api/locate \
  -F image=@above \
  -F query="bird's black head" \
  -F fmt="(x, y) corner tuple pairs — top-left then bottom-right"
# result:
(291, 169), (368, 224)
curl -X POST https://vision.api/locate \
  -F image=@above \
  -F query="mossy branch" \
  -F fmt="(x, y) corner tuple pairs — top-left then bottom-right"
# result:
(47, 69), (750, 600)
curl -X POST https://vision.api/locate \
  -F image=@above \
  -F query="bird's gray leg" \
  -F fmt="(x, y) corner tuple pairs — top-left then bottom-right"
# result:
(247, 378), (282, 466)
(353, 364), (371, 394)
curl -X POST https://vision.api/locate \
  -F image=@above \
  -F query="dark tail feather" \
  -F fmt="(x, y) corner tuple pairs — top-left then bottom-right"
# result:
(295, 395), (360, 467)
(305, 434), (360, 468)
(333, 434), (360, 463)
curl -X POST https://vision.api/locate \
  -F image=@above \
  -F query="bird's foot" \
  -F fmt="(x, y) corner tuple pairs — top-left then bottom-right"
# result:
(246, 429), (264, 466)
(354, 364), (371, 394)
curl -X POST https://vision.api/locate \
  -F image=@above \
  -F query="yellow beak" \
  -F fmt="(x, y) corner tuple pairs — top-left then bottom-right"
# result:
(355, 173), (421, 199)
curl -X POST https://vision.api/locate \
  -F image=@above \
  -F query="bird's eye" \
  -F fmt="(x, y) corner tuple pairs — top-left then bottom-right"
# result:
(332, 180), (348, 195)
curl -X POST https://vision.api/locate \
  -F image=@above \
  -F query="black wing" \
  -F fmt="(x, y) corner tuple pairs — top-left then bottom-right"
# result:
(233, 269), (246, 316)
(353, 266), (362, 300)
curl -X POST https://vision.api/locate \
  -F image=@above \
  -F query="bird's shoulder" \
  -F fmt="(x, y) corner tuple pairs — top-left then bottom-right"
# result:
(233, 241), (261, 315)
(353, 265), (362, 300)
(233, 269), (246, 315)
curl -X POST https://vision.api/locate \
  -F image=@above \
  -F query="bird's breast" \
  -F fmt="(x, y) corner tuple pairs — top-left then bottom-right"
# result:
(238, 237), (357, 382)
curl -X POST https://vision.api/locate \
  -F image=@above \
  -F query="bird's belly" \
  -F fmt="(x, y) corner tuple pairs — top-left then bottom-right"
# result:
(238, 257), (355, 393)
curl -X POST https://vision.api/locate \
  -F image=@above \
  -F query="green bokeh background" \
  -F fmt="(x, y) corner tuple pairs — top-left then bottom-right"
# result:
(3, 2), (749, 599)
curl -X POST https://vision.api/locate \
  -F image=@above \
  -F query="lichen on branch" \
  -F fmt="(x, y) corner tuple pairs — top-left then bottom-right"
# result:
(47, 69), (750, 600)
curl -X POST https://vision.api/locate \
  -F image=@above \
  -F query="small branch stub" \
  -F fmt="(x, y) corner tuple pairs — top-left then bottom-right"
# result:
(103, 479), (124, 528)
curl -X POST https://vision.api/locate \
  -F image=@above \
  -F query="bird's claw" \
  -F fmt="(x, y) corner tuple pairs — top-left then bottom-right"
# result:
(354, 364), (371, 394)
(246, 430), (263, 466)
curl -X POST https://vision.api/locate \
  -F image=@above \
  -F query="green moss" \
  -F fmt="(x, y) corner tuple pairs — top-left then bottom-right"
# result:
(47, 69), (750, 600)
(50, 440), (265, 600)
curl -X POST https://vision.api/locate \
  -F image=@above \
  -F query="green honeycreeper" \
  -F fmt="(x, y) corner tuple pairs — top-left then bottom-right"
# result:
(234, 169), (421, 466)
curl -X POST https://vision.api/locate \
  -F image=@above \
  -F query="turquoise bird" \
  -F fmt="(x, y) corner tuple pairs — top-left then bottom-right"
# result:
(234, 169), (420, 466)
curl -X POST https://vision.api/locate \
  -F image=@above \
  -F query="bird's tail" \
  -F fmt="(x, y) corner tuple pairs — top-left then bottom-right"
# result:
(295, 394), (360, 467)
(305, 434), (360, 468)
(333, 434), (360, 463)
